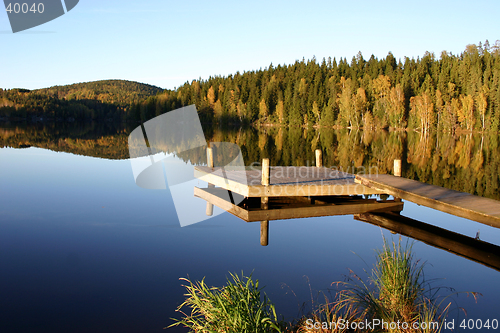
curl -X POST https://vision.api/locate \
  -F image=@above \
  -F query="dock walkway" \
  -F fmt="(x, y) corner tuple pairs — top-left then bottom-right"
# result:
(355, 174), (500, 228)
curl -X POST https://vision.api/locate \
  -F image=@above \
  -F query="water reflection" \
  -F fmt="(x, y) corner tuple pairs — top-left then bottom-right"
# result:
(1, 143), (500, 332)
(195, 182), (500, 272)
(1, 122), (498, 199)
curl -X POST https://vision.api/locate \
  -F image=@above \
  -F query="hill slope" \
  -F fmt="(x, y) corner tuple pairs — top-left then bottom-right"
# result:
(35, 79), (164, 107)
(0, 80), (165, 121)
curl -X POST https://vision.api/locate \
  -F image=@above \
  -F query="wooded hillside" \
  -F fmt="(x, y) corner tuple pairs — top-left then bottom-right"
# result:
(129, 40), (500, 133)
(0, 80), (164, 121)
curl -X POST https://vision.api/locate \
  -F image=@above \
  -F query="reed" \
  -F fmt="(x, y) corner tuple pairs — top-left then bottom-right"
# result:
(337, 237), (443, 332)
(169, 272), (283, 333)
(171, 238), (478, 332)
(295, 237), (475, 333)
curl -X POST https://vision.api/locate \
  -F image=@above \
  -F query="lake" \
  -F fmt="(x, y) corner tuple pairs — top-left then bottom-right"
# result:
(1, 122), (499, 332)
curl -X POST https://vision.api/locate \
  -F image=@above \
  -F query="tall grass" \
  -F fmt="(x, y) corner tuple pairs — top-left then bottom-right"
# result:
(170, 238), (478, 333)
(337, 237), (445, 332)
(169, 272), (283, 333)
(296, 237), (477, 333)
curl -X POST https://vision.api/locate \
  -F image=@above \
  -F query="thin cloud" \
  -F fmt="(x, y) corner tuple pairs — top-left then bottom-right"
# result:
(85, 8), (165, 14)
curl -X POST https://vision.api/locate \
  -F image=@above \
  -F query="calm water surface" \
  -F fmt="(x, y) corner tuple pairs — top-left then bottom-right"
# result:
(1, 124), (500, 332)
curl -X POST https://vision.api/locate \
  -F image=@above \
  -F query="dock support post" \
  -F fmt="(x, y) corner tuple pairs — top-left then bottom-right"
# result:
(206, 202), (213, 216)
(261, 158), (270, 186)
(207, 146), (214, 169)
(206, 146), (215, 215)
(260, 158), (270, 246)
(394, 159), (402, 177)
(260, 220), (269, 246)
(261, 158), (270, 209)
(315, 149), (322, 168)
(392, 158), (403, 204)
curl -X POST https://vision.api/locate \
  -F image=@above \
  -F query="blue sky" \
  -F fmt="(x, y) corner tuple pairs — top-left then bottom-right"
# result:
(1, 0), (499, 90)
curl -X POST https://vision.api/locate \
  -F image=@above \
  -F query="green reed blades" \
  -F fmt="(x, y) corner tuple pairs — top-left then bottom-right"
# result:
(169, 272), (283, 333)
(337, 237), (447, 332)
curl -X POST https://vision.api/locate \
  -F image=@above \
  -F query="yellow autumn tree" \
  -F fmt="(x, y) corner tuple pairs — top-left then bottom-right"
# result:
(371, 75), (392, 127)
(410, 93), (434, 134)
(387, 84), (405, 128)
(207, 86), (215, 107)
(372, 75), (391, 99)
(236, 100), (246, 122)
(476, 91), (487, 130)
(353, 87), (367, 127)
(457, 94), (474, 130)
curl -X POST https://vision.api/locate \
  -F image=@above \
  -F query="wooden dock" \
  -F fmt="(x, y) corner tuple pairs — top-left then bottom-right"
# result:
(195, 150), (500, 249)
(195, 185), (402, 246)
(355, 174), (500, 228)
(194, 166), (382, 197)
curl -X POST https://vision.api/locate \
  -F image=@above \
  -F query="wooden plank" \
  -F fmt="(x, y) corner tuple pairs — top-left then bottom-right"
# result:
(195, 167), (252, 196)
(194, 187), (403, 222)
(195, 166), (383, 197)
(355, 212), (500, 272)
(246, 201), (403, 221)
(194, 187), (249, 220)
(355, 174), (500, 228)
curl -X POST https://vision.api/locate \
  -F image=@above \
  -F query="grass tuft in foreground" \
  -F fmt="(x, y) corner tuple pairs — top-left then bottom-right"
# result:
(297, 237), (480, 333)
(168, 272), (284, 333)
(170, 237), (479, 333)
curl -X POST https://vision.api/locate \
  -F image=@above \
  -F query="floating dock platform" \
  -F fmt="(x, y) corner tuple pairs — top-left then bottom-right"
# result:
(194, 166), (382, 197)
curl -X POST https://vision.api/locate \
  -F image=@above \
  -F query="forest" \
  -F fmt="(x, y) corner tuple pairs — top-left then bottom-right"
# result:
(1, 41), (500, 134)
(128, 40), (500, 133)
(0, 80), (163, 121)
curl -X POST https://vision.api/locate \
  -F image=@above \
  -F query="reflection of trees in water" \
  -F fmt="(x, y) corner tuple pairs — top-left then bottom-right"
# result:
(404, 131), (498, 199)
(367, 131), (405, 174)
(0, 122), (132, 159)
(2, 123), (499, 200)
(408, 131), (434, 169)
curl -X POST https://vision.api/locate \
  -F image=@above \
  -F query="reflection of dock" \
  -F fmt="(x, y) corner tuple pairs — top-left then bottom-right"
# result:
(195, 186), (500, 272)
(355, 174), (500, 228)
(194, 152), (500, 271)
(194, 187), (403, 222)
(355, 212), (500, 272)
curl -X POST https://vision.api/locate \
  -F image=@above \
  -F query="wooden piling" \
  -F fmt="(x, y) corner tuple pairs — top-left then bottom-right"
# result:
(206, 202), (213, 216)
(393, 159), (401, 177)
(261, 196), (269, 209)
(260, 220), (269, 246)
(260, 158), (270, 246)
(261, 158), (270, 186)
(315, 149), (322, 168)
(207, 147), (214, 169)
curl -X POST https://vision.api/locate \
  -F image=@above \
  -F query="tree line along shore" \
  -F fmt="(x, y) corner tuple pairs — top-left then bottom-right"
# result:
(1, 41), (500, 134)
